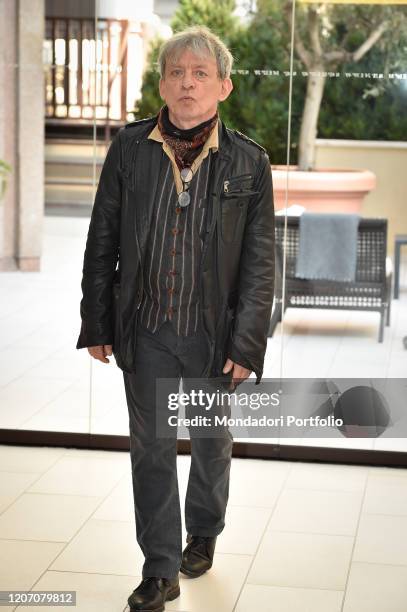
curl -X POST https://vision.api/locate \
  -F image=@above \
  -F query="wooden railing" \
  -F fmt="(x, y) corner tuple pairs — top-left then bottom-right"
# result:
(44, 17), (132, 125)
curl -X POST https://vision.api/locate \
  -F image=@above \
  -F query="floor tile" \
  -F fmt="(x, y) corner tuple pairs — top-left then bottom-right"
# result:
(247, 531), (353, 590)
(49, 519), (144, 575)
(166, 553), (252, 611)
(0, 539), (64, 595)
(0, 471), (41, 514)
(353, 513), (407, 565)
(362, 472), (407, 515)
(227, 457), (291, 507)
(13, 570), (137, 612)
(27, 454), (127, 497)
(92, 475), (135, 523)
(267, 488), (363, 535)
(218, 505), (272, 555)
(286, 461), (368, 492)
(343, 562), (407, 612)
(0, 493), (101, 542)
(0, 378), (73, 428)
(0, 445), (65, 473)
(0, 348), (58, 387)
(235, 583), (343, 612)
(368, 466), (407, 479)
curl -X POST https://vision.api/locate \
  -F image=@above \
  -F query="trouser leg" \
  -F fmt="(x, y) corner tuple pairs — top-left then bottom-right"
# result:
(123, 322), (182, 580)
(179, 336), (234, 538)
(123, 315), (234, 576)
(184, 394), (234, 536)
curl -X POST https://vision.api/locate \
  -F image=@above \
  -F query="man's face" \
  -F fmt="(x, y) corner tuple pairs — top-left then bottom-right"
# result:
(159, 48), (233, 129)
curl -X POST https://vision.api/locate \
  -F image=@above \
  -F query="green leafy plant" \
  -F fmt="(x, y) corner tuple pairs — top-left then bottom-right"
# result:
(134, 0), (242, 120)
(0, 159), (11, 199)
(133, 0), (407, 166)
(133, 0), (296, 163)
(285, 2), (407, 169)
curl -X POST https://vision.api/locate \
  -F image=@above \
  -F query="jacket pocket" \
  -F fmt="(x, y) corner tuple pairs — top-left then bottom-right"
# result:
(220, 174), (260, 243)
(223, 173), (254, 194)
(220, 198), (249, 243)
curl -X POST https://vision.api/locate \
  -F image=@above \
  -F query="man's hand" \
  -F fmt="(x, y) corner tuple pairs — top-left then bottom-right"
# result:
(223, 358), (252, 391)
(87, 345), (113, 364)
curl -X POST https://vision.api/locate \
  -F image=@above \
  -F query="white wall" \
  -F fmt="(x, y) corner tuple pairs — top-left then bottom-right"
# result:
(316, 139), (407, 255)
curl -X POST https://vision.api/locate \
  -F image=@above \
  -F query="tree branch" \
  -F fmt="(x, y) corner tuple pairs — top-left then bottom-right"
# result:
(324, 49), (350, 63)
(295, 37), (313, 69)
(324, 20), (388, 65)
(352, 20), (388, 62)
(309, 7), (322, 59)
(284, 0), (312, 69)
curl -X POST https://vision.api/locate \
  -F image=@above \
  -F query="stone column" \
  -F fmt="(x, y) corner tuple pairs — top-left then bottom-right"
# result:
(0, 0), (18, 271)
(0, 0), (44, 272)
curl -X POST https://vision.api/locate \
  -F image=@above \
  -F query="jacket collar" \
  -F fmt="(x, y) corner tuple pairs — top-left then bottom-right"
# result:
(147, 117), (219, 151)
(138, 111), (232, 161)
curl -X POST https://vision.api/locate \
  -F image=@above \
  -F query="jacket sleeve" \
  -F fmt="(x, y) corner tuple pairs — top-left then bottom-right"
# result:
(76, 130), (123, 349)
(227, 150), (275, 384)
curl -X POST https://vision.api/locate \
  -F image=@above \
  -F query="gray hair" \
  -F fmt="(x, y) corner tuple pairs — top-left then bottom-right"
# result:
(157, 25), (234, 80)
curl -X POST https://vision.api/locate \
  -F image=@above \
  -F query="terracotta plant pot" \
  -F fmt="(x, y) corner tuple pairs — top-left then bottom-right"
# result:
(271, 165), (376, 213)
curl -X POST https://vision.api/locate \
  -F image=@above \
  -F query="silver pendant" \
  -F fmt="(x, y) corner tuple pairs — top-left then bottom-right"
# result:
(180, 167), (193, 183)
(178, 191), (191, 207)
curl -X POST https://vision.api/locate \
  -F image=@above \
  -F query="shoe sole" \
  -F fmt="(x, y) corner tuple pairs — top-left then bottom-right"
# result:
(129, 585), (180, 612)
(179, 564), (212, 578)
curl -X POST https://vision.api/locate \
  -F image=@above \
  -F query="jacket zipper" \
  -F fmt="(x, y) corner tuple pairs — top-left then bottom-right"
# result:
(135, 225), (144, 309)
(198, 193), (218, 377)
(223, 173), (253, 193)
(132, 140), (144, 309)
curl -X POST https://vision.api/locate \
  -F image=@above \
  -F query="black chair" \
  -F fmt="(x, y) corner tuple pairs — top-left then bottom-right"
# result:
(268, 216), (392, 342)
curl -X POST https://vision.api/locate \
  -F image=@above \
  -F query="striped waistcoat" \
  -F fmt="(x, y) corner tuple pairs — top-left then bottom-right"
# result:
(137, 150), (213, 337)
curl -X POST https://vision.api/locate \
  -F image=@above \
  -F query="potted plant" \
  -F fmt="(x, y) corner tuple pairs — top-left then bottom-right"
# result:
(271, 2), (405, 213)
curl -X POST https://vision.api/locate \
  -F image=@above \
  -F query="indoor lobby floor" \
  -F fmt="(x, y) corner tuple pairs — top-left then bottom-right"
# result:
(0, 444), (406, 611)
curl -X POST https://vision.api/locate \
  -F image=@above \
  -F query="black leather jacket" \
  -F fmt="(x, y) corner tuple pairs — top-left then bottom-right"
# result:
(76, 114), (275, 384)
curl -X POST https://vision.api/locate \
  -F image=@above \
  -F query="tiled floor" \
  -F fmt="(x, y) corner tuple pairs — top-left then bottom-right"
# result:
(0, 444), (406, 611)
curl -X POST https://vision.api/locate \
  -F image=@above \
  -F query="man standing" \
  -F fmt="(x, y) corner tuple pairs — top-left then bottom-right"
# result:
(76, 25), (275, 612)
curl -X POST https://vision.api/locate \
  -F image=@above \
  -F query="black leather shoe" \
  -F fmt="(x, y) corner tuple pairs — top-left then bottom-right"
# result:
(180, 534), (217, 578)
(127, 576), (180, 611)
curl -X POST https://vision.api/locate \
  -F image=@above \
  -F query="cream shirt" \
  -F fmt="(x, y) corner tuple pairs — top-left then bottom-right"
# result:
(147, 119), (219, 195)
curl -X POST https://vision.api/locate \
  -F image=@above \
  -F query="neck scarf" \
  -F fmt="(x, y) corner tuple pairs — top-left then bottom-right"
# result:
(157, 104), (218, 170)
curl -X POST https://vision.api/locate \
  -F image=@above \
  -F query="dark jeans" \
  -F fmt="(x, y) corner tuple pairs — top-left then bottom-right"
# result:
(123, 317), (234, 580)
